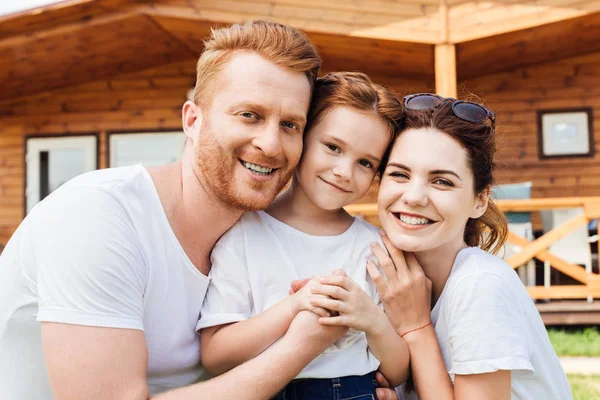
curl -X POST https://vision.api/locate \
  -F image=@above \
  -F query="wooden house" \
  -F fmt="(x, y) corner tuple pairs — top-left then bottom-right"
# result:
(2, 0), (600, 317)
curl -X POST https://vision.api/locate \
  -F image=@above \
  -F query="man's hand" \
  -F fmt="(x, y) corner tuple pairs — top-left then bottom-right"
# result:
(375, 371), (400, 400)
(286, 310), (348, 348)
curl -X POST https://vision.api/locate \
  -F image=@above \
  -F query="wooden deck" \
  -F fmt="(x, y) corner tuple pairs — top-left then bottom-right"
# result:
(537, 301), (600, 325)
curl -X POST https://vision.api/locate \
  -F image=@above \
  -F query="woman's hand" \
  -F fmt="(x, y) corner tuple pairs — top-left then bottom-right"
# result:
(368, 232), (432, 337)
(309, 271), (387, 335)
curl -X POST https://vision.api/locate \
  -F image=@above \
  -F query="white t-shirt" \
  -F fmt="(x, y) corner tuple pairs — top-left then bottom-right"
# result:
(196, 211), (382, 379)
(0, 165), (210, 399)
(397, 247), (571, 400)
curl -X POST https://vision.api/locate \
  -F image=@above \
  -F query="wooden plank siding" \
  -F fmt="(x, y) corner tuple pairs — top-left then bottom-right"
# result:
(0, 59), (432, 245)
(461, 49), (600, 199)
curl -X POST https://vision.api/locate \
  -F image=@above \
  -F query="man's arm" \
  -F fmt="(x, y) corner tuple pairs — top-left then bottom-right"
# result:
(201, 276), (329, 376)
(43, 311), (346, 400)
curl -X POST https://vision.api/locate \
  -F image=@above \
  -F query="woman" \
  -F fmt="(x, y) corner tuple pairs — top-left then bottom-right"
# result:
(313, 94), (571, 399)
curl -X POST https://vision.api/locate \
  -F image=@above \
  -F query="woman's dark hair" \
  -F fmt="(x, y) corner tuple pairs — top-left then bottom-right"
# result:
(389, 100), (508, 254)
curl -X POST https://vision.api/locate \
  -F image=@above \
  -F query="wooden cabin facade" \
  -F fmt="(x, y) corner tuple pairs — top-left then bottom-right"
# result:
(2, 0), (600, 250)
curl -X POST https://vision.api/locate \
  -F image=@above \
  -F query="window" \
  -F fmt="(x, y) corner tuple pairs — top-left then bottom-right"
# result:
(25, 135), (98, 213)
(108, 131), (186, 168)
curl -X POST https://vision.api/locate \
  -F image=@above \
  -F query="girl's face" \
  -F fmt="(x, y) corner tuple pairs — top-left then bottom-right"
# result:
(296, 106), (390, 211)
(378, 127), (488, 253)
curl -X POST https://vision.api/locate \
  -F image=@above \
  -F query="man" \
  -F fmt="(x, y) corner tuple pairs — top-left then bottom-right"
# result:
(0, 20), (399, 399)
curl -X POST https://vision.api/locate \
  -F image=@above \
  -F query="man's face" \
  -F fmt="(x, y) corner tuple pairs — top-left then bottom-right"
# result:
(188, 52), (311, 211)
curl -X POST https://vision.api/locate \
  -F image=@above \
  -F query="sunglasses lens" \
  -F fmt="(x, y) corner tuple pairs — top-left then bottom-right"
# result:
(454, 103), (488, 122)
(406, 95), (441, 110)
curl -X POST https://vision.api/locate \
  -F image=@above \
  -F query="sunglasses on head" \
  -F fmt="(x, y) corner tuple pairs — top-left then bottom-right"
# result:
(404, 93), (496, 124)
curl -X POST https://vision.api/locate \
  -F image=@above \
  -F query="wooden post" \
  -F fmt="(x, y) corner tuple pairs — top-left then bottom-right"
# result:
(435, 44), (457, 97)
(435, 0), (457, 98)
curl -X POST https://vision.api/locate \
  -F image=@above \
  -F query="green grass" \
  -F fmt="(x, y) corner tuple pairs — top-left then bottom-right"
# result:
(569, 374), (600, 400)
(547, 327), (600, 357)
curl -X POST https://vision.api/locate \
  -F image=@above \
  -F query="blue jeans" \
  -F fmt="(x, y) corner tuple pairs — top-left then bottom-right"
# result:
(273, 372), (378, 400)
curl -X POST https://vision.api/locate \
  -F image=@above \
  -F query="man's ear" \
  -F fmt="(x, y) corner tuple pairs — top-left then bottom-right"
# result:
(182, 100), (203, 143)
(470, 186), (490, 219)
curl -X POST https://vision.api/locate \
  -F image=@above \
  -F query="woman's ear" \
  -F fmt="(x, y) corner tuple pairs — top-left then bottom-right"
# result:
(470, 186), (490, 219)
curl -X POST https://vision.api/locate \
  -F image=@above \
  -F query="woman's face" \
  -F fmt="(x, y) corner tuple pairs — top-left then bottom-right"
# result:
(296, 106), (390, 211)
(377, 127), (488, 253)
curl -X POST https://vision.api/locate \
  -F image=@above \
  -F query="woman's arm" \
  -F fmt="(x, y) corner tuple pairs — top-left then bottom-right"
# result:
(369, 234), (511, 400)
(311, 273), (410, 386)
(200, 276), (330, 376)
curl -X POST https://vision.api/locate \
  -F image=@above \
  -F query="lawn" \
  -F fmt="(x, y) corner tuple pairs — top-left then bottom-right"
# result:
(569, 374), (600, 400)
(547, 327), (600, 357)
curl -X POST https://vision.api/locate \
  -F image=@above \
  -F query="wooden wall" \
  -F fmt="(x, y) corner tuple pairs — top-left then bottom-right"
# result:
(0, 58), (432, 245)
(462, 49), (600, 199)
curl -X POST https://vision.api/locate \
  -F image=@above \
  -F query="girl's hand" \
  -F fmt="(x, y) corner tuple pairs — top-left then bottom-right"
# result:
(309, 270), (387, 335)
(290, 276), (331, 318)
(368, 232), (432, 337)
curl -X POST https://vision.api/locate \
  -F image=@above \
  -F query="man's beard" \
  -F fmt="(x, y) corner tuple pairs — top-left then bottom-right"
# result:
(195, 121), (294, 211)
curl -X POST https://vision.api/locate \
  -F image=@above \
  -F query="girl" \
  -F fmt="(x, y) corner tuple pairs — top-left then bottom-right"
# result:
(313, 94), (572, 399)
(196, 72), (410, 399)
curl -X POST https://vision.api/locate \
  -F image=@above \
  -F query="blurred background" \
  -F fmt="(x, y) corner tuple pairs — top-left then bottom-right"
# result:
(0, 1), (599, 397)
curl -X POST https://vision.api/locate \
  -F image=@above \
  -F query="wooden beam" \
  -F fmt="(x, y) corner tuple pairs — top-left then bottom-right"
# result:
(527, 285), (600, 299)
(435, 44), (457, 97)
(0, 8), (141, 48)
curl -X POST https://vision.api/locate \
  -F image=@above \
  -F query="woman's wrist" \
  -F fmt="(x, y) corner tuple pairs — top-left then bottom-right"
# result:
(400, 323), (436, 346)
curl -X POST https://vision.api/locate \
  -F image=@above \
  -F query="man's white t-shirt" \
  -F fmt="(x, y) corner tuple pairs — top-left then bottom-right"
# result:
(397, 247), (571, 400)
(0, 165), (210, 399)
(196, 210), (382, 379)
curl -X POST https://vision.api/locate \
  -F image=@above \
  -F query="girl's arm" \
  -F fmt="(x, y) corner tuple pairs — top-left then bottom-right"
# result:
(369, 234), (510, 400)
(310, 272), (410, 386)
(200, 276), (330, 376)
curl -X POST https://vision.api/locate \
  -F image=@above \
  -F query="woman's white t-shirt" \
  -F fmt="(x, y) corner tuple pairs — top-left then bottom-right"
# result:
(197, 211), (383, 379)
(398, 247), (571, 400)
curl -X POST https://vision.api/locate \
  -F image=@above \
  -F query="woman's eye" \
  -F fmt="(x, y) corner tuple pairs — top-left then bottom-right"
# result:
(389, 171), (408, 179)
(433, 178), (454, 187)
(326, 144), (340, 153)
(358, 159), (373, 168)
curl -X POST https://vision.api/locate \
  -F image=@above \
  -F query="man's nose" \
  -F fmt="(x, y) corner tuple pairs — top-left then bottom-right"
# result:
(252, 122), (283, 158)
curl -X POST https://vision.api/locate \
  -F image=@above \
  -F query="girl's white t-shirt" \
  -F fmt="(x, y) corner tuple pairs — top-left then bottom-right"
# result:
(197, 210), (383, 379)
(398, 247), (571, 400)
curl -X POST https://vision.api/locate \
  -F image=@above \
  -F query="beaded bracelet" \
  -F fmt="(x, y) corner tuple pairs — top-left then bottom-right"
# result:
(400, 321), (433, 338)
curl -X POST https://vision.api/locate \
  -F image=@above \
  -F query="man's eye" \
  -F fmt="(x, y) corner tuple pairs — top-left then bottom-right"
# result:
(281, 121), (298, 130)
(358, 159), (373, 168)
(240, 112), (258, 119)
(326, 144), (340, 153)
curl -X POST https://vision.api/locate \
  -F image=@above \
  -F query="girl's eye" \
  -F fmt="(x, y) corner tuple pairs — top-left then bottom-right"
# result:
(326, 144), (340, 153)
(281, 121), (298, 130)
(358, 159), (373, 168)
(433, 178), (454, 187)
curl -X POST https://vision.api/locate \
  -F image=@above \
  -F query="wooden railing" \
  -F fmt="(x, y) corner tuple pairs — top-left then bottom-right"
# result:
(346, 197), (600, 301)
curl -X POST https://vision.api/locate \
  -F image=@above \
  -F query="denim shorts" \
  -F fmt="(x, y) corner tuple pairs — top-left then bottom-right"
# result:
(273, 371), (378, 400)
